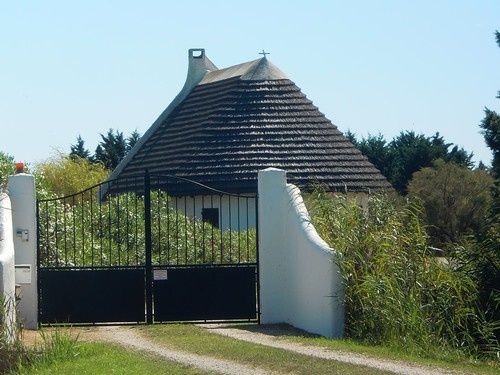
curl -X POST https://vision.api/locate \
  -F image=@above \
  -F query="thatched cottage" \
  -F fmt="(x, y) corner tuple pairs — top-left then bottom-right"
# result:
(105, 49), (390, 227)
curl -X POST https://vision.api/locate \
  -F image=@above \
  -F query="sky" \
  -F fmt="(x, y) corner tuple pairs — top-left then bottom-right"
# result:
(1, 1), (499, 166)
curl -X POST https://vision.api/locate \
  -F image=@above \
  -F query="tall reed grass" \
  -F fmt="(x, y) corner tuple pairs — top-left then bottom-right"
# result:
(307, 191), (499, 360)
(0, 297), (28, 374)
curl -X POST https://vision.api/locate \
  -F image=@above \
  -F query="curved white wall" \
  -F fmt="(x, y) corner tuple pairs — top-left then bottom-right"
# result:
(0, 193), (15, 339)
(258, 168), (344, 338)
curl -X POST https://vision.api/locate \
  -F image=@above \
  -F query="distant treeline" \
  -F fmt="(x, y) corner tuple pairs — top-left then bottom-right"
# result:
(345, 130), (478, 193)
(70, 129), (141, 170)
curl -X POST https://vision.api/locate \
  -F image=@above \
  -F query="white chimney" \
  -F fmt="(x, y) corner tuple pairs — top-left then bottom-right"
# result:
(184, 48), (217, 89)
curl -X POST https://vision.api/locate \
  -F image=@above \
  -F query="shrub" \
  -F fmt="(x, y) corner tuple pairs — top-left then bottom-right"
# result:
(37, 191), (257, 267)
(307, 191), (499, 359)
(35, 153), (109, 198)
(408, 159), (494, 245)
(0, 152), (14, 191)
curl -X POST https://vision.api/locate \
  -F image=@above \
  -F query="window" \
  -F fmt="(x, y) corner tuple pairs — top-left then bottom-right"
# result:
(202, 208), (219, 228)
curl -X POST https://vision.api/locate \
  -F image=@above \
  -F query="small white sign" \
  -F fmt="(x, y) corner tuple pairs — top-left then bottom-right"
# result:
(15, 264), (31, 284)
(153, 269), (168, 281)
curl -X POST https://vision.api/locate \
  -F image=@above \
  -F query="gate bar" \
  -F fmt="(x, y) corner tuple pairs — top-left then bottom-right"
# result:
(144, 170), (153, 324)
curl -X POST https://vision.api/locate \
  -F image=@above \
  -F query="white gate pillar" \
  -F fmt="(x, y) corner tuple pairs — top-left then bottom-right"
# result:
(257, 168), (288, 324)
(257, 167), (344, 338)
(7, 173), (38, 329)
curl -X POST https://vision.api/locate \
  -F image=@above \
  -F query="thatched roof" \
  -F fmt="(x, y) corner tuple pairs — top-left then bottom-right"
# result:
(106, 49), (391, 195)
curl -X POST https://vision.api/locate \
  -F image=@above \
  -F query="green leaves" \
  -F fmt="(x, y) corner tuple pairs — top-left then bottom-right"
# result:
(350, 131), (474, 193)
(307, 191), (499, 359)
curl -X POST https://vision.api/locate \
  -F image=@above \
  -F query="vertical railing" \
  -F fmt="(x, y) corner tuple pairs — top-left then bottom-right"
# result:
(144, 170), (153, 324)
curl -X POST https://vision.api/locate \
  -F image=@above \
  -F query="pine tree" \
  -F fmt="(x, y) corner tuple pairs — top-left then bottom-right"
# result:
(93, 129), (127, 169)
(127, 130), (141, 151)
(479, 30), (500, 214)
(70, 135), (91, 160)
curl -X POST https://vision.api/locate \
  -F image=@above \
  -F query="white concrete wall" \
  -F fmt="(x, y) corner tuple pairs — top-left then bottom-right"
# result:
(0, 193), (16, 340)
(7, 174), (37, 329)
(170, 195), (256, 230)
(258, 168), (344, 338)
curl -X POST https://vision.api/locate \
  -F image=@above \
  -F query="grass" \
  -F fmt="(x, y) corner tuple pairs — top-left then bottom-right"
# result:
(17, 341), (212, 375)
(12, 324), (500, 374)
(240, 324), (500, 375)
(306, 192), (499, 359)
(140, 324), (391, 375)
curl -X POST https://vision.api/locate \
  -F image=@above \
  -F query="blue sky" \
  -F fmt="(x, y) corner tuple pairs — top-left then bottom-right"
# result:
(1, 1), (499, 166)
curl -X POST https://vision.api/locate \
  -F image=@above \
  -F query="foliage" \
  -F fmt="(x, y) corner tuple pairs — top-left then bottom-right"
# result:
(480, 30), (500, 215)
(93, 129), (128, 169)
(0, 297), (29, 375)
(349, 131), (474, 193)
(18, 340), (207, 375)
(127, 130), (141, 151)
(353, 133), (393, 178)
(0, 152), (14, 190)
(408, 160), (494, 245)
(37, 191), (257, 268)
(69, 129), (141, 169)
(307, 191), (499, 359)
(454, 227), (500, 351)
(35, 154), (109, 198)
(481, 109), (500, 179)
(69, 135), (91, 160)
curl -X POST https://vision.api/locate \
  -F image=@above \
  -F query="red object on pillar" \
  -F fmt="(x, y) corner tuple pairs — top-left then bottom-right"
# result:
(15, 162), (25, 174)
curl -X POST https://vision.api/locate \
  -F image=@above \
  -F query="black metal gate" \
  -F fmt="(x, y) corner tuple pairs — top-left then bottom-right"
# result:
(37, 172), (259, 325)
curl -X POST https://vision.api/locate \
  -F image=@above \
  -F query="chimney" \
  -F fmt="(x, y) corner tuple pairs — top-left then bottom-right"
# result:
(184, 49), (217, 89)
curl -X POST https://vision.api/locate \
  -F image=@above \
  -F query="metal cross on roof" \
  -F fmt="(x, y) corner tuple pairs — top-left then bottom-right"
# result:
(259, 49), (270, 57)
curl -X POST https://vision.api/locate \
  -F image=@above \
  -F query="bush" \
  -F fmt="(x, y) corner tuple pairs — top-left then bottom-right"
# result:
(38, 191), (257, 267)
(408, 159), (494, 245)
(307, 191), (499, 359)
(0, 152), (14, 191)
(35, 153), (109, 198)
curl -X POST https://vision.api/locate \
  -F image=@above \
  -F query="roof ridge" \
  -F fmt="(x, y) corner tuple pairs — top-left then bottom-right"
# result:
(199, 57), (288, 85)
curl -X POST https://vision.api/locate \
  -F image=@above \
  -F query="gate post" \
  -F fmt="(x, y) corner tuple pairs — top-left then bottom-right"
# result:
(144, 170), (153, 324)
(7, 173), (38, 329)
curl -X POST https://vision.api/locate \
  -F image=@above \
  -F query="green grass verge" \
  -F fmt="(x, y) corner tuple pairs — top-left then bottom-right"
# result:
(17, 341), (212, 375)
(210, 324), (500, 375)
(140, 324), (391, 375)
(259, 326), (500, 375)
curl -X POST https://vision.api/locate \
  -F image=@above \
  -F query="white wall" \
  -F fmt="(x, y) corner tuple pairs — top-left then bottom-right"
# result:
(258, 168), (344, 338)
(169, 194), (256, 230)
(7, 174), (38, 329)
(0, 193), (16, 340)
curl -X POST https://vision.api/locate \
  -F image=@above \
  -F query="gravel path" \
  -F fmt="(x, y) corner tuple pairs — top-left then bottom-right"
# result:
(94, 326), (278, 375)
(200, 324), (459, 375)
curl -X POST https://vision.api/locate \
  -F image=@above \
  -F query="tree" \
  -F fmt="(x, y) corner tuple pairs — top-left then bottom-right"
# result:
(479, 30), (500, 214)
(389, 132), (449, 192)
(70, 135), (91, 160)
(356, 133), (393, 178)
(0, 151), (14, 189)
(408, 159), (494, 245)
(349, 131), (474, 193)
(445, 145), (474, 168)
(93, 129), (128, 169)
(345, 130), (358, 146)
(36, 153), (109, 197)
(127, 130), (141, 151)
(481, 109), (500, 179)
